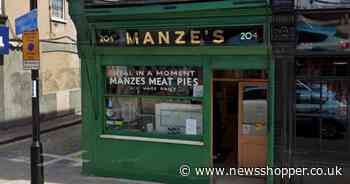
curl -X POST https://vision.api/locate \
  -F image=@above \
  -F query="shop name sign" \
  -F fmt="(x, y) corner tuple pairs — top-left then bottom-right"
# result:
(96, 26), (264, 47)
(106, 66), (203, 97)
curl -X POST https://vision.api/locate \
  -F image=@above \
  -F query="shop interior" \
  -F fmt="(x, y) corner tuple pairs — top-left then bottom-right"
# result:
(213, 70), (267, 184)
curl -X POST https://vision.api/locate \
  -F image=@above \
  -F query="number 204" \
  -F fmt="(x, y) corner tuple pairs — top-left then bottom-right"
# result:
(240, 32), (258, 40)
(98, 35), (114, 44)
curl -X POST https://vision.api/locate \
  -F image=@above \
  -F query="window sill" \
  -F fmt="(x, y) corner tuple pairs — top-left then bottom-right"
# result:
(100, 134), (205, 146)
(51, 17), (67, 24)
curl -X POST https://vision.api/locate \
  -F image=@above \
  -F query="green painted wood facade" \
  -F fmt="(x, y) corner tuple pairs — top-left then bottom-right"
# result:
(69, 1), (274, 183)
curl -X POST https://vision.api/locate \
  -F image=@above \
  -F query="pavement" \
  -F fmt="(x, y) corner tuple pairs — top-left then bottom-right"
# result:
(0, 123), (162, 184)
(1, 115), (349, 184)
(0, 114), (81, 145)
(0, 115), (264, 184)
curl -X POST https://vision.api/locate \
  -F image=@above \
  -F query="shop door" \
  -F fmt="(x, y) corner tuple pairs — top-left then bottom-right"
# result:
(238, 82), (267, 168)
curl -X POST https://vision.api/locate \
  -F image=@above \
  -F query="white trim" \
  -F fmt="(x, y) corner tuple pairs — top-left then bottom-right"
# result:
(100, 134), (205, 146)
(51, 17), (67, 24)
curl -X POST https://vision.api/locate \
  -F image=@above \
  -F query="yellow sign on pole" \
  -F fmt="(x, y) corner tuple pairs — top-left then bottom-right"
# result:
(23, 30), (40, 70)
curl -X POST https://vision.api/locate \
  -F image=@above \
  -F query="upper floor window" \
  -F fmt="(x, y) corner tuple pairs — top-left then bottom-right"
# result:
(0, 0), (3, 15)
(51, 0), (64, 21)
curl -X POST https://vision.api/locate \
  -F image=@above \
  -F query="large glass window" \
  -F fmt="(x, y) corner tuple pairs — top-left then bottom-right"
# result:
(295, 0), (350, 9)
(104, 65), (204, 137)
(295, 58), (350, 161)
(296, 13), (350, 52)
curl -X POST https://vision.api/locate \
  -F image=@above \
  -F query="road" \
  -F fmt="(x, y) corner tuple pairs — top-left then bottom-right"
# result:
(0, 124), (157, 184)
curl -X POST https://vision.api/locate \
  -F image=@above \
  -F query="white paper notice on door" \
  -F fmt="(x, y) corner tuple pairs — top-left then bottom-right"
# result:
(186, 119), (197, 135)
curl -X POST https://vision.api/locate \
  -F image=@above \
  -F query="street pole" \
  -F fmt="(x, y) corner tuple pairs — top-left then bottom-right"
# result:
(29, 0), (44, 184)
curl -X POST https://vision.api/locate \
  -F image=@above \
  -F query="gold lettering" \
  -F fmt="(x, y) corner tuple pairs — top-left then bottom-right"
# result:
(158, 31), (170, 45)
(175, 31), (186, 45)
(213, 30), (225, 44)
(143, 32), (155, 45)
(191, 30), (201, 44)
(126, 32), (139, 45)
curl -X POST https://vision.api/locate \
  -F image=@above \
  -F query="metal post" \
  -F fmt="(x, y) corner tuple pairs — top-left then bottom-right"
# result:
(30, 0), (43, 184)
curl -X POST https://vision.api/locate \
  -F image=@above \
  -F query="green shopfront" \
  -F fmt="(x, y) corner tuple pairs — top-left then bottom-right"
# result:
(69, 0), (274, 183)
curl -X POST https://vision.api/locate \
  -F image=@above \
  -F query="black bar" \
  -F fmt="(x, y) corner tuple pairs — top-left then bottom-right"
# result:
(29, 0), (44, 184)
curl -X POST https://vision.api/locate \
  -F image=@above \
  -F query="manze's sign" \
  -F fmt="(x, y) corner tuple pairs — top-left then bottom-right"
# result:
(106, 66), (203, 97)
(96, 26), (264, 47)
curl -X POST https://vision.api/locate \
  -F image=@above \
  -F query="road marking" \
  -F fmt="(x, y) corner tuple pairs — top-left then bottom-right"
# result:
(7, 156), (30, 164)
(5, 150), (88, 167)
(41, 151), (87, 166)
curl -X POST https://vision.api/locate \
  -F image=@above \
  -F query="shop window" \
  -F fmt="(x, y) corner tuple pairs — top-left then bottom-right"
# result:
(296, 13), (350, 52)
(296, 0), (350, 9)
(105, 97), (203, 135)
(104, 65), (204, 137)
(295, 59), (350, 161)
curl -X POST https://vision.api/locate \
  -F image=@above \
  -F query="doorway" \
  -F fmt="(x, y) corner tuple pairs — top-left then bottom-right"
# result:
(213, 81), (239, 167)
(213, 70), (268, 184)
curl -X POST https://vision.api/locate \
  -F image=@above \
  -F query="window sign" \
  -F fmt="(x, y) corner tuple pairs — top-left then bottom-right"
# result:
(105, 65), (203, 135)
(295, 0), (350, 9)
(106, 66), (203, 97)
(297, 14), (350, 52)
(96, 26), (264, 47)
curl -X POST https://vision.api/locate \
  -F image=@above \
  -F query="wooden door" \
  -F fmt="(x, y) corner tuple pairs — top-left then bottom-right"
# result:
(238, 82), (267, 168)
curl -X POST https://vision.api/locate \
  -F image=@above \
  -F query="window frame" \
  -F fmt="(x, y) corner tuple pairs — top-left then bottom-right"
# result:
(294, 57), (350, 162)
(50, 0), (66, 23)
(97, 55), (209, 142)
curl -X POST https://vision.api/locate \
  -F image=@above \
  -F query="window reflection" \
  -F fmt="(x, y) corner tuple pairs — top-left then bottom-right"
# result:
(296, 78), (350, 156)
(295, 58), (350, 159)
(242, 85), (267, 136)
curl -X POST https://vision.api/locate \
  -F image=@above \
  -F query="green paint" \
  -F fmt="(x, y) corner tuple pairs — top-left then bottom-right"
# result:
(69, 1), (274, 183)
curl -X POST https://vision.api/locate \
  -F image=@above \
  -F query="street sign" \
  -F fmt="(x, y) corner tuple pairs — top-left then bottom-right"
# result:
(23, 31), (40, 70)
(15, 9), (38, 35)
(0, 26), (9, 55)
